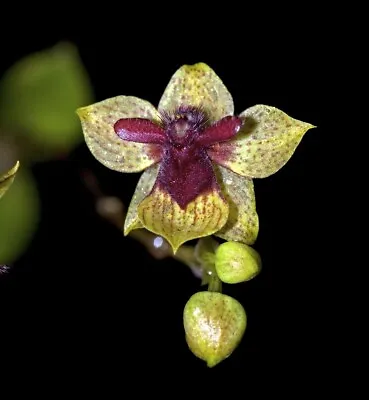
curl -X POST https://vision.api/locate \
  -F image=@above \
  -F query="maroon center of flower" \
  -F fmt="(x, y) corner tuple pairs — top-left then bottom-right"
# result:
(114, 106), (241, 208)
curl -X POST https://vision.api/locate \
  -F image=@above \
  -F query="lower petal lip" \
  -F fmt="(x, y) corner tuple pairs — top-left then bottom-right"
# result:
(156, 145), (218, 209)
(137, 185), (229, 254)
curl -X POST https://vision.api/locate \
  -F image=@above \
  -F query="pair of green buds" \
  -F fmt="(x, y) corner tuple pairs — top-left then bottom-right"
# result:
(184, 239), (261, 367)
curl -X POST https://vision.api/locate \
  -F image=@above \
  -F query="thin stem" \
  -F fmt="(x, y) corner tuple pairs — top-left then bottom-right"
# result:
(80, 168), (202, 276)
(174, 245), (198, 268)
(174, 245), (203, 278)
(208, 274), (222, 293)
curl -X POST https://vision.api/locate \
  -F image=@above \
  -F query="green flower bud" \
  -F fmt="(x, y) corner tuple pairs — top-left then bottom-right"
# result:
(215, 242), (261, 284)
(183, 291), (246, 367)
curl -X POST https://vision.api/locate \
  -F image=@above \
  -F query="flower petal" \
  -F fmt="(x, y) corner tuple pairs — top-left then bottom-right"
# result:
(137, 185), (229, 254)
(208, 105), (316, 178)
(214, 165), (259, 244)
(114, 118), (165, 144)
(158, 63), (234, 122)
(197, 116), (242, 147)
(124, 164), (160, 235)
(77, 96), (162, 172)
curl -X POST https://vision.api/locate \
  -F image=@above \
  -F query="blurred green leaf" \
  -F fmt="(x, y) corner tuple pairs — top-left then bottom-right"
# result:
(0, 160), (19, 199)
(0, 42), (94, 157)
(0, 168), (39, 263)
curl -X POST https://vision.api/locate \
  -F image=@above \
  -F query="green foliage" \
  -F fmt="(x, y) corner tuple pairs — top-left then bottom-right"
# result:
(0, 161), (19, 200)
(0, 42), (94, 158)
(0, 168), (39, 263)
(0, 41), (94, 263)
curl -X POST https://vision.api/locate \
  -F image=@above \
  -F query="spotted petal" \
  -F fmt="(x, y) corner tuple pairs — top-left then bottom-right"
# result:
(124, 164), (160, 235)
(158, 63), (234, 123)
(77, 96), (162, 172)
(214, 165), (259, 245)
(137, 185), (229, 253)
(208, 105), (316, 178)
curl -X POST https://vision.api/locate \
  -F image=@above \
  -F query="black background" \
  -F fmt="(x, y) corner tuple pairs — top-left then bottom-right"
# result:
(0, 10), (335, 385)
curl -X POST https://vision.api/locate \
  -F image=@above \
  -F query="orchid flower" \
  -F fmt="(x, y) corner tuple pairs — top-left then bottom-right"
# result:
(77, 63), (314, 253)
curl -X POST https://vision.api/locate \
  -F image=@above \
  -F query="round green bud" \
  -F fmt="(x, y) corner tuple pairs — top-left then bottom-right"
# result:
(215, 242), (261, 284)
(183, 291), (246, 367)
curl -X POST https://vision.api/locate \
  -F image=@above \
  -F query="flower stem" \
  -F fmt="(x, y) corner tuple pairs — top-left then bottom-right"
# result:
(208, 274), (222, 293)
(80, 168), (202, 277)
(174, 245), (200, 271)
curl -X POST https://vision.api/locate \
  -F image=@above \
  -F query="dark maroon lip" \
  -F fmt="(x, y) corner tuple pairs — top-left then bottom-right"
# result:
(114, 106), (242, 208)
